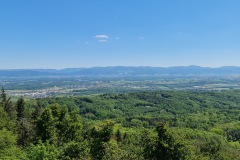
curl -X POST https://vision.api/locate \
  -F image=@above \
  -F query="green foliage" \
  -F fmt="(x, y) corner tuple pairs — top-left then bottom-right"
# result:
(37, 105), (58, 144)
(61, 109), (83, 142)
(115, 129), (122, 143)
(200, 138), (222, 160)
(32, 100), (43, 120)
(1, 90), (240, 159)
(0, 129), (17, 151)
(90, 120), (115, 159)
(102, 140), (122, 160)
(27, 141), (61, 160)
(0, 129), (26, 159)
(37, 90), (240, 131)
(17, 117), (34, 147)
(1, 87), (16, 120)
(143, 122), (187, 160)
(62, 141), (90, 159)
(0, 107), (15, 131)
(16, 96), (25, 120)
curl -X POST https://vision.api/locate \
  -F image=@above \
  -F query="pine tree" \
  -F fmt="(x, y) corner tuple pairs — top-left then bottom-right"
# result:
(16, 96), (25, 121)
(0, 87), (6, 106)
(32, 101), (43, 120)
(0, 88), (16, 119)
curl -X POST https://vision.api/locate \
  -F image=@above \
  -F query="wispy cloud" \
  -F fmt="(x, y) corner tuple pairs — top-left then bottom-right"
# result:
(99, 39), (108, 42)
(94, 34), (109, 42)
(94, 35), (109, 39)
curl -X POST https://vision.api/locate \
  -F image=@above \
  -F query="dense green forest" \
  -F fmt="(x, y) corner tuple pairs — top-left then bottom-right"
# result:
(1, 88), (240, 159)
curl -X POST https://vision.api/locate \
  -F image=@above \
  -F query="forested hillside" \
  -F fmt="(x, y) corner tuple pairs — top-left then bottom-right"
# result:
(1, 88), (240, 159)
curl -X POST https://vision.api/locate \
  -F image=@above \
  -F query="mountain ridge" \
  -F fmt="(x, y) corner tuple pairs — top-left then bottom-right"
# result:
(1, 66), (240, 77)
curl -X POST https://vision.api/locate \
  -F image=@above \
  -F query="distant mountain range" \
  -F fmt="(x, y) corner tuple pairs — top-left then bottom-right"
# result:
(1, 66), (240, 77)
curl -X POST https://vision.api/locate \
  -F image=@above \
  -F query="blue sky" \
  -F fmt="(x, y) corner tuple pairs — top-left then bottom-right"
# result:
(0, 0), (240, 69)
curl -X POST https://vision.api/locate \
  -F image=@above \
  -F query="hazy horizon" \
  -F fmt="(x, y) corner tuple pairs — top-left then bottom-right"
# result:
(2, 65), (240, 70)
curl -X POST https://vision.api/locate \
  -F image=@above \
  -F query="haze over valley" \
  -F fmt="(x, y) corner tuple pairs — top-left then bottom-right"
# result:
(1, 1), (240, 159)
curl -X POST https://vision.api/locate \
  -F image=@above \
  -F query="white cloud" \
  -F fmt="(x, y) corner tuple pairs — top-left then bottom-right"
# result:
(94, 35), (109, 39)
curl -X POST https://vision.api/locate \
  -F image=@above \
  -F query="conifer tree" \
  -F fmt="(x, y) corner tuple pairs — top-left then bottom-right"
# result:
(16, 96), (25, 121)
(0, 87), (16, 119)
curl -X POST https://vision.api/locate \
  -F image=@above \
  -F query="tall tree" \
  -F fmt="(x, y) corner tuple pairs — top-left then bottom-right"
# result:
(90, 120), (115, 160)
(0, 87), (6, 106)
(0, 87), (16, 119)
(16, 96), (25, 121)
(16, 96), (34, 147)
(143, 122), (186, 160)
(18, 118), (28, 147)
(61, 109), (83, 143)
(37, 103), (68, 144)
(37, 106), (58, 144)
(32, 100), (43, 120)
